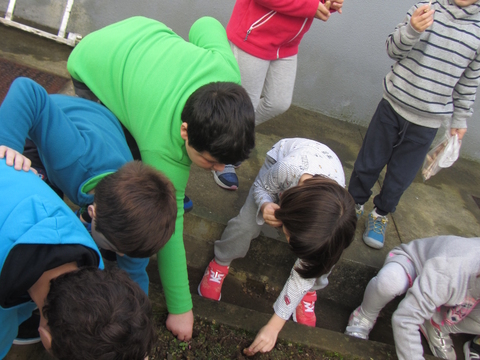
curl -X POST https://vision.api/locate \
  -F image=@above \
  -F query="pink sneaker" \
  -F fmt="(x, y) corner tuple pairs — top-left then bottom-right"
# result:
(292, 291), (317, 327)
(198, 259), (229, 301)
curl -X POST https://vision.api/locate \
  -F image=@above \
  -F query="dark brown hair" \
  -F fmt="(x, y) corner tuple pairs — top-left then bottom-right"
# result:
(43, 267), (157, 360)
(275, 175), (357, 279)
(182, 82), (255, 165)
(94, 161), (177, 257)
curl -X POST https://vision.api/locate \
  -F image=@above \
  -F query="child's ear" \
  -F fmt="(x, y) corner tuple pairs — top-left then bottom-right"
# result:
(180, 122), (188, 141)
(87, 204), (96, 220)
(39, 326), (52, 351)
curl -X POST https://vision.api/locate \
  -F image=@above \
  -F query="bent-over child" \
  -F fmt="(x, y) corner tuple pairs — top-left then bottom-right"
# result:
(67, 16), (256, 340)
(349, 0), (480, 249)
(345, 236), (480, 360)
(0, 77), (177, 296)
(0, 159), (156, 360)
(198, 138), (357, 354)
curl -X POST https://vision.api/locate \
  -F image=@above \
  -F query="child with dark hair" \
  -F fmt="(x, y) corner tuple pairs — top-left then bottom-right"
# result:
(198, 138), (357, 355)
(0, 77), (177, 296)
(0, 159), (156, 360)
(43, 267), (156, 360)
(67, 16), (256, 340)
(349, 0), (480, 249)
(345, 236), (480, 360)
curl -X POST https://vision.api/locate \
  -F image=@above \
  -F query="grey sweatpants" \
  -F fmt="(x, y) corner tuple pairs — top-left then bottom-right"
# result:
(214, 155), (276, 265)
(230, 43), (297, 125)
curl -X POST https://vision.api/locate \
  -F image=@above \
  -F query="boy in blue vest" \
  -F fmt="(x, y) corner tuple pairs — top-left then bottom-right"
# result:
(0, 77), (177, 297)
(0, 158), (156, 359)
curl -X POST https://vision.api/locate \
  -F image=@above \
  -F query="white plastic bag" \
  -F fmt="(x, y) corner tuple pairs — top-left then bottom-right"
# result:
(422, 132), (461, 181)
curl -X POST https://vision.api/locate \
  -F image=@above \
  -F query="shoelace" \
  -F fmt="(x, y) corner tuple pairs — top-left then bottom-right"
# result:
(372, 217), (387, 234)
(303, 301), (315, 313)
(209, 270), (225, 284)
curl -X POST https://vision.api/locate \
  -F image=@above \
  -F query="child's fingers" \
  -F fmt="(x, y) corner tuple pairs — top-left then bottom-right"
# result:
(247, 338), (267, 355)
(22, 157), (32, 172)
(5, 149), (16, 167)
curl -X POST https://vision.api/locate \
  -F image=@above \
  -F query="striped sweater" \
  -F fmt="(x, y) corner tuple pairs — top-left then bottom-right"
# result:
(383, 0), (480, 129)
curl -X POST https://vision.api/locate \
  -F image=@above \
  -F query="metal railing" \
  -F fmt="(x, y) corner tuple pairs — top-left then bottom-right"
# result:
(0, 0), (81, 47)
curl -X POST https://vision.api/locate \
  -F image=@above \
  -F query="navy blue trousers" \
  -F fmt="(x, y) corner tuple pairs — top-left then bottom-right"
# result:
(348, 99), (438, 215)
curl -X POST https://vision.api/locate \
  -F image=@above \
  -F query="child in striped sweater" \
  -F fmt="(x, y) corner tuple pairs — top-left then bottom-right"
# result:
(349, 0), (480, 249)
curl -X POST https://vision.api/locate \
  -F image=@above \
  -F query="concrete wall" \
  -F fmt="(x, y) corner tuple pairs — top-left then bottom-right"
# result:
(1, 0), (479, 160)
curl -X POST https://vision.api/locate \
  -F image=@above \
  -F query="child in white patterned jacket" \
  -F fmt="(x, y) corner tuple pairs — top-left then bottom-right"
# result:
(198, 137), (357, 355)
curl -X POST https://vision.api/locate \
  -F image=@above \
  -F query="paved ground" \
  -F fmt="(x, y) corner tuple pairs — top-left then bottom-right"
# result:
(2, 23), (480, 360)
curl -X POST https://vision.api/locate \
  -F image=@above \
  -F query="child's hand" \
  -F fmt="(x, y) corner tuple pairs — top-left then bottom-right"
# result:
(243, 317), (284, 356)
(450, 127), (467, 140)
(166, 310), (193, 341)
(261, 202), (282, 227)
(330, 0), (343, 14)
(411, 4), (434, 32)
(0, 145), (33, 172)
(315, 1), (331, 21)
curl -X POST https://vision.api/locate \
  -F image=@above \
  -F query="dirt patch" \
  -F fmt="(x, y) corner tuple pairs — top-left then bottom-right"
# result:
(151, 314), (357, 360)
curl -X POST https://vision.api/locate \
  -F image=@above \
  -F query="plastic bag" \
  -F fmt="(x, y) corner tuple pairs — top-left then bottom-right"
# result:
(422, 132), (461, 181)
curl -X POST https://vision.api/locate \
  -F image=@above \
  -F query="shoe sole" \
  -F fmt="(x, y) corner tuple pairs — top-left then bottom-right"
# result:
(362, 234), (384, 249)
(13, 338), (41, 345)
(212, 172), (238, 190)
(197, 283), (221, 301)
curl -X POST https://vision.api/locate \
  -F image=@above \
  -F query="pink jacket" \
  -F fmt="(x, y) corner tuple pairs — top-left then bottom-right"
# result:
(226, 0), (319, 60)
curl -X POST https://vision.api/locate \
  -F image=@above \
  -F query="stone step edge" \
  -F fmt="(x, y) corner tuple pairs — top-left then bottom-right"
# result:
(150, 288), (436, 360)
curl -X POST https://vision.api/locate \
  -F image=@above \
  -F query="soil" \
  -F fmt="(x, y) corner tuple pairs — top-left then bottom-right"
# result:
(151, 314), (356, 360)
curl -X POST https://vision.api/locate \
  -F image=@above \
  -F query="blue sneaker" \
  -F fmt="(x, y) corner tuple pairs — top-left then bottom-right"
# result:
(355, 204), (364, 219)
(212, 165), (238, 190)
(184, 195), (193, 213)
(363, 211), (388, 249)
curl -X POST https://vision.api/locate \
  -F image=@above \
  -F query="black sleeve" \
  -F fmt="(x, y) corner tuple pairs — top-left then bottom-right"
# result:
(0, 244), (99, 308)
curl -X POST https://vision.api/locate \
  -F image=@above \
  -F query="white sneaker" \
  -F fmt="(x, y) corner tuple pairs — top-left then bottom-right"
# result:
(345, 306), (375, 340)
(419, 320), (456, 360)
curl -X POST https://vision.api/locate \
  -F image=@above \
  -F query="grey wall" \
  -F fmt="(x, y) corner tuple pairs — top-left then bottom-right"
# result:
(2, 0), (479, 160)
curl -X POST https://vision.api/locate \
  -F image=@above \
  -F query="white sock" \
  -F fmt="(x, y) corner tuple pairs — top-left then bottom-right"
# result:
(372, 208), (387, 219)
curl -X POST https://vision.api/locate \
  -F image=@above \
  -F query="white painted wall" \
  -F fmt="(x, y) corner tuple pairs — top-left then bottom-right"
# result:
(1, 0), (479, 160)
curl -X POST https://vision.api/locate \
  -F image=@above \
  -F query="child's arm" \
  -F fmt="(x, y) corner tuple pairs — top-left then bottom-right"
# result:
(255, 0), (319, 19)
(386, 3), (434, 61)
(0, 145), (32, 172)
(451, 51), (480, 131)
(245, 264), (322, 356)
(243, 314), (286, 356)
(252, 161), (299, 224)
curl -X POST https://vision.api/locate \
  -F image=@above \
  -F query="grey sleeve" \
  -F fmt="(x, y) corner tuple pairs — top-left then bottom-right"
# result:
(252, 161), (301, 225)
(385, 4), (423, 61)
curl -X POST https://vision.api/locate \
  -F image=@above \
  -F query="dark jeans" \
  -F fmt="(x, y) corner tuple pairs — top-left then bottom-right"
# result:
(348, 99), (438, 214)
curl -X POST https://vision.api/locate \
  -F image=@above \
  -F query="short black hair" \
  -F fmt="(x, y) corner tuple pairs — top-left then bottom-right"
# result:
(43, 267), (156, 360)
(181, 82), (255, 165)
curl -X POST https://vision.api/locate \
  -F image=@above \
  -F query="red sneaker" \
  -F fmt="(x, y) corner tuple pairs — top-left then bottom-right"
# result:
(198, 259), (229, 301)
(293, 291), (317, 327)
